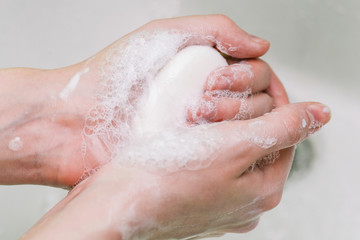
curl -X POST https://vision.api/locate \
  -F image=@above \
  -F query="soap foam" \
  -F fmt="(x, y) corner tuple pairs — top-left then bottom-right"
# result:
(83, 31), (190, 154)
(206, 61), (254, 91)
(248, 135), (277, 149)
(301, 118), (307, 128)
(203, 35), (243, 56)
(59, 67), (89, 101)
(116, 126), (223, 172)
(83, 31), (230, 171)
(205, 61), (255, 121)
(205, 88), (254, 120)
(308, 120), (324, 134)
(248, 151), (281, 172)
(8, 137), (23, 152)
(82, 30), (270, 172)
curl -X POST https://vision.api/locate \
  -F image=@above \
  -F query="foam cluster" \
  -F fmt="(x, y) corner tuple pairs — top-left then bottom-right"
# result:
(82, 30), (273, 172)
(82, 31), (230, 171)
(248, 151), (280, 172)
(206, 88), (253, 120)
(83, 31), (190, 153)
(116, 126), (222, 172)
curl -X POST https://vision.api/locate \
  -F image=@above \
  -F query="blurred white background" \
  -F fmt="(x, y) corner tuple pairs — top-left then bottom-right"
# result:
(0, 0), (359, 239)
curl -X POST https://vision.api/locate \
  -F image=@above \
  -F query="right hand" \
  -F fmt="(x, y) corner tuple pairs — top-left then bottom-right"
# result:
(22, 100), (331, 240)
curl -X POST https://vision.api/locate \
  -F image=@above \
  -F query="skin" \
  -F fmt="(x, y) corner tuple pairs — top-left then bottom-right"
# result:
(0, 15), (331, 239)
(20, 101), (330, 240)
(0, 15), (272, 188)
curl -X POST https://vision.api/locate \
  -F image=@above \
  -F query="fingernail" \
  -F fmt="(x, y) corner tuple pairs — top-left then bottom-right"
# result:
(306, 103), (331, 125)
(249, 34), (269, 44)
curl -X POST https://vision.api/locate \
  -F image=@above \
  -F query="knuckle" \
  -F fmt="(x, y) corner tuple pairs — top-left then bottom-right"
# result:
(263, 93), (273, 103)
(260, 60), (271, 78)
(252, 58), (270, 70)
(213, 14), (235, 27)
(145, 18), (162, 28)
(246, 59), (271, 86)
(280, 107), (305, 143)
(264, 95), (274, 112)
(255, 60), (271, 82)
(263, 192), (283, 211)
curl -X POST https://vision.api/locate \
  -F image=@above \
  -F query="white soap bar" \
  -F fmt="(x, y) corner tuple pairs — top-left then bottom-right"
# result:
(133, 45), (228, 137)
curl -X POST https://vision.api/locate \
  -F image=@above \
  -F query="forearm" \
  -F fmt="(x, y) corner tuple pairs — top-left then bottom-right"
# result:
(20, 163), (131, 240)
(0, 67), (85, 186)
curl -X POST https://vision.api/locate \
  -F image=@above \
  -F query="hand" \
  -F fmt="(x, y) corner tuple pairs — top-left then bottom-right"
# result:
(19, 15), (331, 239)
(22, 101), (331, 240)
(0, 15), (272, 188)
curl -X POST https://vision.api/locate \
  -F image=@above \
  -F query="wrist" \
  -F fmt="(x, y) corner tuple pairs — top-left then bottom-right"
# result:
(0, 64), (96, 186)
(0, 68), (53, 185)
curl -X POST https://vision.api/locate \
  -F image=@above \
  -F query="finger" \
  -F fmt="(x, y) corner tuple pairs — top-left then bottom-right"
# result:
(213, 93), (273, 121)
(265, 68), (289, 107)
(145, 15), (270, 59)
(205, 59), (271, 93)
(187, 93), (273, 122)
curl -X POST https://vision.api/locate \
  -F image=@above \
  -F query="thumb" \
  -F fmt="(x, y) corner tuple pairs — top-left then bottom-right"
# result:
(248, 102), (331, 156)
(232, 102), (331, 158)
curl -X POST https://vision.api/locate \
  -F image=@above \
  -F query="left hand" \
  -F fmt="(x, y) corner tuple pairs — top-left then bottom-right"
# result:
(0, 15), (273, 188)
